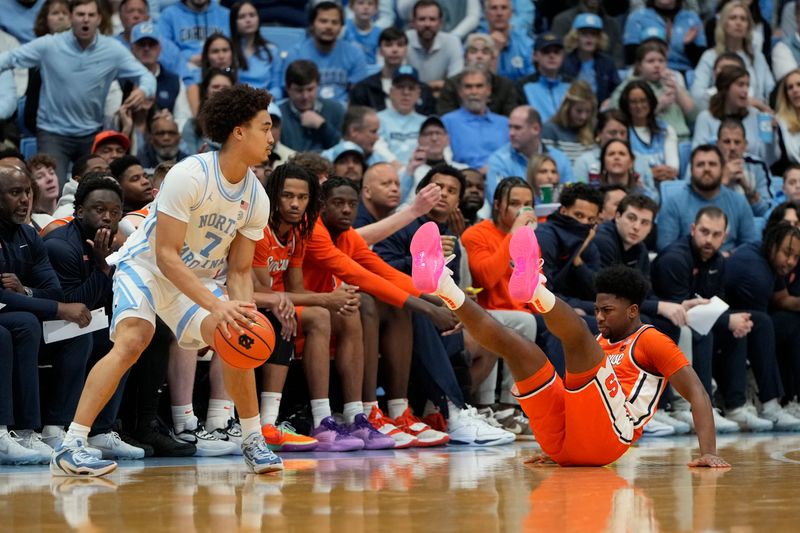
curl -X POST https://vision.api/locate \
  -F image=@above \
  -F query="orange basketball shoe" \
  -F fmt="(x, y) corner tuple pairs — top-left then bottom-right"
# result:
(396, 408), (450, 447)
(261, 422), (318, 452)
(367, 405), (417, 449)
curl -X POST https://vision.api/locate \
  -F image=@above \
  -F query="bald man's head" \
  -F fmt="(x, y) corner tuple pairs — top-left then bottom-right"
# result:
(362, 163), (401, 213)
(0, 164), (33, 225)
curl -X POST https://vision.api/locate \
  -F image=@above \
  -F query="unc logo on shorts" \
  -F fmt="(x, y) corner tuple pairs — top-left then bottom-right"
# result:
(238, 334), (255, 350)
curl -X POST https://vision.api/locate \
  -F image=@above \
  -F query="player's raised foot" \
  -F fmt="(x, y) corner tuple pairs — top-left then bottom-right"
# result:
(50, 438), (118, 477)
(447, 406), (516, 446)
(393, 407), (449, 447)
(241, 433), (284, 474)
(652, 411), (692, 435)
(174, 418), (240, 457)
(725, 405), (773, 432)
(508, 226), (542, 302)
(262, 422), (319, 452)
(13, 430), (54, 464)
(0, 431), (41, 465)
(349, 413), (396, 450)
(311, 416), (365, 452)
(760, 402), (800, 431)
(87, 431), (145, 460)
(367, 405), (418, 449)
(410, 221), (445, 293)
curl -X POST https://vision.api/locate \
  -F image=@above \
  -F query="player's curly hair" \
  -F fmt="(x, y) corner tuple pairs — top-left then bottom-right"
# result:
(265, 163), (320, 240)
(762, 221), (800, 259)
(594, 265), (649, 307)
(199, 85), (272, 144)
(73, 172), (123, 213)
(321, 176), (360, 200)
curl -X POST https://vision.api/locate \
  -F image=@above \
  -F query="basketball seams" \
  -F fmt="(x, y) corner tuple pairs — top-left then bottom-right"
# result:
(213, 312), (276, 369)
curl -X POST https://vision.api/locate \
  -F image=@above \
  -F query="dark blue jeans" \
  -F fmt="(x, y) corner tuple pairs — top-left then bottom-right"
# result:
(410, 313), (466, 417)
(39, 330), (93, 426)
(37, 129), (97, 188)
(0, 313), (41, 428)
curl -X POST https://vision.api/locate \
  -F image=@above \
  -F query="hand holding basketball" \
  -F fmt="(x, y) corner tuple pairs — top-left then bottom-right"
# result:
(210, 300), (258, 338)
(214, 310), (276, 369)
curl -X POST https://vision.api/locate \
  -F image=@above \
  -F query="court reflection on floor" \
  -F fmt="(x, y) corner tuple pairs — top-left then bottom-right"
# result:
(4, 436), (800, 532)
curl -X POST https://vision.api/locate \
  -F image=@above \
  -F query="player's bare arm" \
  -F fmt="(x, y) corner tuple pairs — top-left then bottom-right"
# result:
(669, 366), (731, 468)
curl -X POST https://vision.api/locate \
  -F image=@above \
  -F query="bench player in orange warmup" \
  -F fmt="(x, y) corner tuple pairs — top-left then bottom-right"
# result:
(410, 222), (729, 467)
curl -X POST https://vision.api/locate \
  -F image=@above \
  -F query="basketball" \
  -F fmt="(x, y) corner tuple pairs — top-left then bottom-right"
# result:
(213, 311), (275, 369)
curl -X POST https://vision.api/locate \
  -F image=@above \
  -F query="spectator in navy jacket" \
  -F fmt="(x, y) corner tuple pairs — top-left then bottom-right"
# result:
(560, 13), (620, 106)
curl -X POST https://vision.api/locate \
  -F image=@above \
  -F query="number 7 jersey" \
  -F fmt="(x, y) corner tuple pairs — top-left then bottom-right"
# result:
(116, 151), (269, 278)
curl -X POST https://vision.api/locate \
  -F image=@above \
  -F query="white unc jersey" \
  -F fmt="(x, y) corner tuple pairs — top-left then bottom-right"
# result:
(116, 151), (269, 278)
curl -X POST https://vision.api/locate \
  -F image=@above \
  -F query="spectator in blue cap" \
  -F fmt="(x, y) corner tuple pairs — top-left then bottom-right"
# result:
(515, 34), (572, 124)
(561, 13), (620, 106)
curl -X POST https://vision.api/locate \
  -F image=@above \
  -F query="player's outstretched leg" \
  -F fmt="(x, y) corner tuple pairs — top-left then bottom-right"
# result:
(508, 226), (604, 374)
(410, 222), (548, 382)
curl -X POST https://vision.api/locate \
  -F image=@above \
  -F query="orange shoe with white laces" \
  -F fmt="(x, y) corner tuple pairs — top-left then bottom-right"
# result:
(396, 408), (449, 447)
(367, 405), (417, 449)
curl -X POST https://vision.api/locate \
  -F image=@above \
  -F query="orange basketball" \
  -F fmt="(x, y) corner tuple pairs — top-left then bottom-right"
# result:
(213, 311), (275, 369)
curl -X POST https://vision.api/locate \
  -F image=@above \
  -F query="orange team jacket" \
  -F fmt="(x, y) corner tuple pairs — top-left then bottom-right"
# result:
(252, 226), (305, 292)
(302, 220), (421, 307)
(597, 324), (689, 428)
(461, 219), (532, 312)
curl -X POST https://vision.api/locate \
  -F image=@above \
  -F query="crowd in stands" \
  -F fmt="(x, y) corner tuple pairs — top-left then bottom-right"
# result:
(3, 0), (800, 464)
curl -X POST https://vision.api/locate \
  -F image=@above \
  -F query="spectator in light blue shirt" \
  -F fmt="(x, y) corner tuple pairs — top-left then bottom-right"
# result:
(342, 0), (382, 66)
(158, 0), (230, 71)
(377, 66), (426, 166)
(442, 65), (508, 171)
(280, 2), (367, 106)
(0, 0), (156, 185)
(116, 0), (181, 74)
(486, 105), (574, 201)
(657, 144), (757, 252)
(0, 0), (45, 44)
(228, 2), (281, 96)
(480, 0), (534, 82)
(515, 34), (572, 124)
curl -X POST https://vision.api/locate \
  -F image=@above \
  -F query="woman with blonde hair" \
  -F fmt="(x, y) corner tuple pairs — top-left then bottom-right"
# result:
(690, 0), (774, 107)
(540, 80), (597, 164)
(561, 14), (620, 105)
(774, 69), (800, 175)
(526, 153), (561, 204)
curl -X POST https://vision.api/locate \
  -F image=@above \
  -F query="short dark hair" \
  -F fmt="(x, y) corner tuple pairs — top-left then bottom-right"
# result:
(73, 172), (123, 211)
(343, 105), (376, 137)
(68, 0), (98, 13)
(412, 0), (442, 19)
(199, 84), (272, 144)
(321, 176), (360, 200)
(288, 151), (334, 180)
(73, 153), (106, 179)
(559, 182), (604, 209)
(595, 109), (629, 136)
(616, 194), (658, 217)
(595, 265), (649, 307)
(783, 163), (800, 179)
(690, 144), (723, 166)
(310, 1), (343, 25)
(109, 155), (142, 180)
(765, 201), (799, 233)
(694, 205), (728, 227)
(417, 164), (466, 200)
(379, 27), (408, 46)
(713, 51), (746, 70)
(763, 221), (800, 259)
(717, 117), (746, 139)
(285, 59), (320, 88)
(265, 163), (320, 240)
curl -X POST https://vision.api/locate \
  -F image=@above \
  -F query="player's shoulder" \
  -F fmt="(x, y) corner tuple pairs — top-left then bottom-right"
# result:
(634, 325), (678, 351)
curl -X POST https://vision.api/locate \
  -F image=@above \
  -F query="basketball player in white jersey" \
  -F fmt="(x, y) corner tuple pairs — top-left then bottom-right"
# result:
(51, 85), (283, 477)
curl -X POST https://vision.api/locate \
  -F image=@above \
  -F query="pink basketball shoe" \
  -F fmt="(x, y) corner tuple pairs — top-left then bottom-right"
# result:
(410, 221), (445, 294)
(508, 226), (542, 302)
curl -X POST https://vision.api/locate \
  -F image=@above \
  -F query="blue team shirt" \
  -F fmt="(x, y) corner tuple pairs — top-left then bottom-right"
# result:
(520, 77), (570, 124)
(441, 108), (509, 169)
(281, 37), (368, 105)
(341, 19), (381, 65)
(485, 143), (575, 201)
(0, 0), (44, 43)
(623, 8), (705, 72)
(157, 1), (230, 64)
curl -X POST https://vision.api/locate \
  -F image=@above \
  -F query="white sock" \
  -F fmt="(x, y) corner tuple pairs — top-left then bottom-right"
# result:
(363, 401), (378, 416)
(172, 404), (194, 433)
(763, 399), (780, 412)
(423, 400), (438, 416)
(206, 399), (231, 432)
(311, 398), (332, 428)
(240, 415), (261, 439)
(343, 401), (364, 425)
(447, 400), (463, 421)
(260, 392), (282, 426)
(529, 283), (555, 313)
(0, 425), (7, 437)
(387, 398), (409, 419)
(436, 270), (465, 310)
(65, 422), (91, 445)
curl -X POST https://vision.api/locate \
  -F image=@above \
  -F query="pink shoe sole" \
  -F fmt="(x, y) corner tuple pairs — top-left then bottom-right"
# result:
(410, 221), (444, 293)
(508, 226), (541, 302)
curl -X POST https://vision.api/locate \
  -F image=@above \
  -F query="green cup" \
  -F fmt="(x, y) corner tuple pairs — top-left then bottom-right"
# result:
(540, 184), (553, 203)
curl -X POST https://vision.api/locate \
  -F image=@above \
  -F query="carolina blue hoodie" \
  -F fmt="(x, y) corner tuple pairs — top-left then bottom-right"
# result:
(0, 0), (45, 43)
(158, 1), (230, 65)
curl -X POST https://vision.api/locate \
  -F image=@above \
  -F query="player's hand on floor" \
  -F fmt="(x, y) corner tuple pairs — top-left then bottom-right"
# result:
(524, 453), (556, 466)
(688, 454), (731, 468)
(212, 300), (257, 337)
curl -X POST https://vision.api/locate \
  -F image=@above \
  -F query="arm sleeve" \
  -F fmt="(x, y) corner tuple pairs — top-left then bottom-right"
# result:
(461, 225), (513, 290)
(372, 229), (413, 275)
(252, 231), (270, 268)
(445, 38), (464, 77)
(637, 327), (690, 379)
(44, 238), (111, 308)
(656, 198), (682, 251)
(690, 53), (714, 107)
(0, 290), (59, 318)
(350, 241), (421, 297)
(651, 251), (694, 302)
(664, 125), (679, 170)
(0, 37), (47, 70)
(28, 232), (64, 302)
(735, 197), (758, 245)
(0, 70), (15, 119)
(114, 43), (157, 98)
(448, 0), (481, 40)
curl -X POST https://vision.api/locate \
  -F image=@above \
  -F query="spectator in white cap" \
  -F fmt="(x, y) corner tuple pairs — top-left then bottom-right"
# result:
(327, 141), (367, 181)
(561, 13), (620, 106)
(377, 66), (427, 166)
